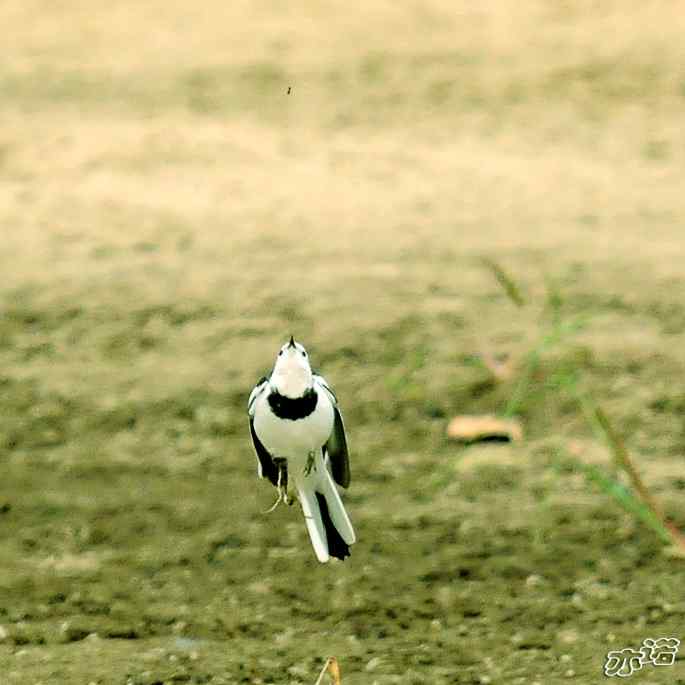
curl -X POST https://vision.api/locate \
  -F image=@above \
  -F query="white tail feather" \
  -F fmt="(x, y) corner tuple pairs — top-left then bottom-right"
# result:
(315, 462), (356, 544)
(296, 483), (330, 563)
(295, 449), (356, 562)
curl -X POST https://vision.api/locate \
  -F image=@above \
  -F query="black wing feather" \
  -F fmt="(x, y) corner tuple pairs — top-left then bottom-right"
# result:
(326, 406), (351, 488)
(249, 417), (279, 486)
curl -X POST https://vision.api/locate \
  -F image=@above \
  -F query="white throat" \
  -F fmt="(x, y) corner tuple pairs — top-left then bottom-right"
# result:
(270, 339), (314, 398)
(271, 369), (311, 399)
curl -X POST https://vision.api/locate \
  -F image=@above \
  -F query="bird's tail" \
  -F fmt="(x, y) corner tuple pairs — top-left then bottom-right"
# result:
(296, 452), (356, 563)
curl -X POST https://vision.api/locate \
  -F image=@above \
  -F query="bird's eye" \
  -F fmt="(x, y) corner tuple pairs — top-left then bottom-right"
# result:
(278, 350), (283, 356)
(301, 351), (307, 357)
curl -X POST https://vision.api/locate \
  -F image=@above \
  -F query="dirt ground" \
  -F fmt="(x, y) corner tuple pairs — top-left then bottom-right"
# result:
(1, 2), (685, 683)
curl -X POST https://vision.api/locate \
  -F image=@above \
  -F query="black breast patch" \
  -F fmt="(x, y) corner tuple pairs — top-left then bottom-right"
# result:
(268, 387), (318, 421)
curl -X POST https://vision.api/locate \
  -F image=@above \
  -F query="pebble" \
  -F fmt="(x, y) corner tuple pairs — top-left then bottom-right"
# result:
(557, 629), (579, 644)
(365, 657), (382, 672)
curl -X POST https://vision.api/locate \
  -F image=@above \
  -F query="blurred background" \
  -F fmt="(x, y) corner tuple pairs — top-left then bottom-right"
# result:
(1, 2), (684, 683)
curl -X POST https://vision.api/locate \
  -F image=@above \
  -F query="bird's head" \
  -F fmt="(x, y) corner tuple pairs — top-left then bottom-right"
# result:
(270, 336), (313, 398)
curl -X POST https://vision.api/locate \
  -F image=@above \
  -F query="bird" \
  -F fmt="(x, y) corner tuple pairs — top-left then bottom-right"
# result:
(247, 336), (356, 562)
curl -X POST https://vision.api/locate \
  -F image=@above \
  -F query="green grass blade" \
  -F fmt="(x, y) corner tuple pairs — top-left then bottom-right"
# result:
(481, 258), (526, 308)
(576, 461), (673, 544)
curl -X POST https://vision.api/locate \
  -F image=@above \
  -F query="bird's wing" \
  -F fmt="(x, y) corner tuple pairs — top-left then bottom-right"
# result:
(248, 377), (279, 486)
(314, 373), (351, 488)
(248, 376), (269, 418)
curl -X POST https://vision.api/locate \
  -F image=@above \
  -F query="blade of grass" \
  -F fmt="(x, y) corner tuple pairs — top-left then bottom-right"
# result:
(571, 387), (685, 550)
(482, 258), (526, 307)
(503, 317), (587, 417)
(558, 368), (685, 550)
(591, 404), (685, 551)
(543, 273), (564, 323)
(503, 348), (540, 417)
(570, 457), (673, 543)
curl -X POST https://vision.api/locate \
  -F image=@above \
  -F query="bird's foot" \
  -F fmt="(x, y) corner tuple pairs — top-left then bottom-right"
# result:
(263, 459), (292, 513)
(263, 489), (284, 514)
(303, 451), (317, 476)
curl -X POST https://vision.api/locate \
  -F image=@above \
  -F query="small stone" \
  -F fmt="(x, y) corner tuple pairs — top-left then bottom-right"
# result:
(365, 657), (382, 672)
(526, 574), (543, 587)
(663, 545), (685, 559)
(287, 664), (308, 678)
(564, 669), (575, 678)
(172, 621), (187, 634)
(557, 629), (578, 644)
(560, 654), (572, 663)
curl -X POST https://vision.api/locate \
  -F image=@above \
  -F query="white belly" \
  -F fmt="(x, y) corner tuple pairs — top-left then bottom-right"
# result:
(253, 390), (334, 469)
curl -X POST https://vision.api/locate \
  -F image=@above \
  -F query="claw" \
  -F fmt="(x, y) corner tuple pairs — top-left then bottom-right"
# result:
(263, 459), (291, 514)
(303, 451), (317, 476)
(262, 490), (284, 514)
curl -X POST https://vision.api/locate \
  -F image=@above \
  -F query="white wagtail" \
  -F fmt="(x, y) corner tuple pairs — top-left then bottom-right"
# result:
(247, 337), (356, 562)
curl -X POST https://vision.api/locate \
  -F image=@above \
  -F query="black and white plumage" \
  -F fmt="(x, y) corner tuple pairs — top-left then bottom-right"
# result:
(247, 337), (355, 562)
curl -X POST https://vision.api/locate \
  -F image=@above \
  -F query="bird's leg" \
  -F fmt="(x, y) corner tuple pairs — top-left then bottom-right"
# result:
(277, 458), (294, 506)
(303, 450), (317, 476)
(263, 458), (292, 513)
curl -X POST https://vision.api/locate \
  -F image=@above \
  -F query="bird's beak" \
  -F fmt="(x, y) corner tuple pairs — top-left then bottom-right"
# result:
(288, 335), (295, 349)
